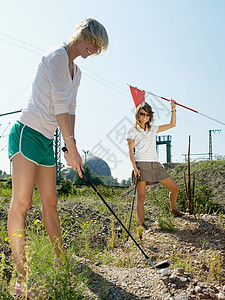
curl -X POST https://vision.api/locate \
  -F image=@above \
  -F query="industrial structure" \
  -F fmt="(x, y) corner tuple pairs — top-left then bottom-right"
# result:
(156, 135), (172, 163)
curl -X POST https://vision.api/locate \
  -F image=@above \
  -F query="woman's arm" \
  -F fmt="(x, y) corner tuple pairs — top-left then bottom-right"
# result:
(56, 113), (83, 177)
(157, 99), (176, 133)
(127, 139), (140, 177)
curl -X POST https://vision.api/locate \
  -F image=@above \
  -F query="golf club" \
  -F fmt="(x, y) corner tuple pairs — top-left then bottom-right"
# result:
(62, 146), (169, 269)
(126, 176), (138, 245)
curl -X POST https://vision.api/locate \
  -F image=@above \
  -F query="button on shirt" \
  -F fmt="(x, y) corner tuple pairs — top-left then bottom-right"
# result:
(127, 125), (159, 162)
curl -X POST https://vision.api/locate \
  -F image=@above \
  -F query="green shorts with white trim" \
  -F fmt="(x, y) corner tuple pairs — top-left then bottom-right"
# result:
(8, 121), (55, 167)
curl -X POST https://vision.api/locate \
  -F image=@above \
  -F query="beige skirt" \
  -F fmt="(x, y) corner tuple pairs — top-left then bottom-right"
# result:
(132, 161), (170, 185)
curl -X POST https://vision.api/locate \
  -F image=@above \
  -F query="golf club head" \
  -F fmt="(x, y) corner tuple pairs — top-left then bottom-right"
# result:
(155, 260), (170, 269)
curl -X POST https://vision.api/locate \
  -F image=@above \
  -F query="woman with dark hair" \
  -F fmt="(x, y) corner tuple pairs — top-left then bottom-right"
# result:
(127, 100), (184, 229)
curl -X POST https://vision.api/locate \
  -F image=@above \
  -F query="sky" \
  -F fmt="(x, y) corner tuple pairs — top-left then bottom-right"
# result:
(0, 0), (225, 182)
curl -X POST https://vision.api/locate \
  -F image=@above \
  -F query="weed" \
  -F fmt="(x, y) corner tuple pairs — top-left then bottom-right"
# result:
(201, 240), (207, 251)
(107, 217), (118, 249)
(113, 246), (137, 268)
(172, 250), (192, 272)
(218, 212), (224, 229)
(158, 214), (176, 232)
(136, 226), (144, 240)
(207, 250), (223, 283)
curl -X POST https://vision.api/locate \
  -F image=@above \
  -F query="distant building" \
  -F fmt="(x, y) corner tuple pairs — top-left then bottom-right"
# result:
(83, 154), (111, 177)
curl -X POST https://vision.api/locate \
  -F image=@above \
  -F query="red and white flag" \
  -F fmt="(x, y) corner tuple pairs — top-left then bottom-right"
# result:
(129, 85), (145, 107)
(128, 84), (225, 126)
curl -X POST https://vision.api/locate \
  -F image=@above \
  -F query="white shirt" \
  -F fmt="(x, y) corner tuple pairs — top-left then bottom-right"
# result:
(127, 125), (159, 162)
(19, 46), (81, 139)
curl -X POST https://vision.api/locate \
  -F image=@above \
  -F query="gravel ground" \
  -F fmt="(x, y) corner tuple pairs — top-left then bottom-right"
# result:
(1, 198), (225, 299)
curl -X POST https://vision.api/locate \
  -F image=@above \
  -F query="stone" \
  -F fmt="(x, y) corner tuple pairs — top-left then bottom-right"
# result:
(176, 293), (191, 300)
(180, 277), (188, 283)
(195, 286), (202, 292)
(217, 292), (225, 300)
(177, 268), (185, 275)
(94, 260), (101, 266)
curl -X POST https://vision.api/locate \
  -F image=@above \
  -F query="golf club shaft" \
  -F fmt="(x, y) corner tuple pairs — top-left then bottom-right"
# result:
(61, 147), (168, 268)
(81, 170), (150, 260)
(126, 177), (138, 244)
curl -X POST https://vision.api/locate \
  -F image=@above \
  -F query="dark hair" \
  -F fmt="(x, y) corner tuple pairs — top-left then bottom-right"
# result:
(135, 102), (154, 131)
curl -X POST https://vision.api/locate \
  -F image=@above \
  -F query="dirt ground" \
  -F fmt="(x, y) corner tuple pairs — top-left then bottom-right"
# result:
(1, 196), (225, 299)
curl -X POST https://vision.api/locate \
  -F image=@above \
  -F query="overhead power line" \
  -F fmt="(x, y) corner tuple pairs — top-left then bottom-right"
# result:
(0, 110), (22, 117)
(0, 32), (130, 98)
(0, 32), (224, 143)
(0, 37), (42, 55)
(0, 32), (45, 52)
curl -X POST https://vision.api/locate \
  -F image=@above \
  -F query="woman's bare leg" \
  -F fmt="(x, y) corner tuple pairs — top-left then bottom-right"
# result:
(136, 181), (147, 226)
(7, 154), (37, 276)
(35, 166), (65, 257)
(159, 177), (179, 210)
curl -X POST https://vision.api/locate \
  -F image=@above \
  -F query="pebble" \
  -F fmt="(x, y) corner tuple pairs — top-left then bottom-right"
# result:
(217, 292), (225, 300)
(176, 268), (185, 275)
(195, 285), (202, 292)
(180, 277), (188, 282)
(176, 293), (191, 300)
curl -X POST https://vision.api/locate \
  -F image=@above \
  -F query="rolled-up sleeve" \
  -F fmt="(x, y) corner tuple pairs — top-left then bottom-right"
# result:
(46, 54), (70, 115)
(127, 126), (135, 140)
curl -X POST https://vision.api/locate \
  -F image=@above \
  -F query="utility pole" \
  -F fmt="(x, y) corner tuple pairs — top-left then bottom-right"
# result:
(54, 128), (61, 183)
(0, 110), (63, 181)
(82, 149), (90, 164)
(0, 109), (22, 175)
(209, 129), (221, 160)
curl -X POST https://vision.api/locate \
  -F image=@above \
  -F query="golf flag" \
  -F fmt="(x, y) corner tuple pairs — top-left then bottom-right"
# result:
(128, 84), (225, 126)
(129, 85), (145, 107)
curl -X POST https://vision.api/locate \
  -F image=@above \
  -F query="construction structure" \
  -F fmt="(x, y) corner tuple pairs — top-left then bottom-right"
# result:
(54, 128), (62, 183)
(182, 129), (221, 162)
(209, 129), (221, 160)
(156, 135), (172, 163)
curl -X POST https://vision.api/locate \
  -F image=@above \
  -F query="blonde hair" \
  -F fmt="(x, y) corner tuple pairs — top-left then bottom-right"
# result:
(68, 18), (109, 55)
(135, 102), (154, 131)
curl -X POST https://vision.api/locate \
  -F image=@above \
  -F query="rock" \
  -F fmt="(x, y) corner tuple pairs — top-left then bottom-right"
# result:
(198, 293), (210, 299)
(176, 293), (191, 300)
(197, 281), (207, 288)
(176, 268), (185, 275)
(170, 274), (176, 281)
(217, 292), (225, 300)
(195, 286), (202, 292)
(180, 277), (188, 283)
(121, 282), (127, 287)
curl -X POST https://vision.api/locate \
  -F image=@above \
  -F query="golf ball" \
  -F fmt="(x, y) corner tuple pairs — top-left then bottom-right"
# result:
(161, 268), (169, 276)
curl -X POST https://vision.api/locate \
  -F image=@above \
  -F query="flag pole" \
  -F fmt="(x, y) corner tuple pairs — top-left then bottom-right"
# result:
(128, 84), (225, 126)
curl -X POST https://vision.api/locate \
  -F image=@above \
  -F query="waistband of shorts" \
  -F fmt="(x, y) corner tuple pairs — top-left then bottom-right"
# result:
(16, 120), (53, 141)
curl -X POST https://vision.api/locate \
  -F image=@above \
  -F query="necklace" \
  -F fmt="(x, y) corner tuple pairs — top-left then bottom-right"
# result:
(63, 42), (70, 57)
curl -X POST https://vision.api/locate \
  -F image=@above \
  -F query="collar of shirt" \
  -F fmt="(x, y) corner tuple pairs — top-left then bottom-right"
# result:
(137, 124), (149, 134)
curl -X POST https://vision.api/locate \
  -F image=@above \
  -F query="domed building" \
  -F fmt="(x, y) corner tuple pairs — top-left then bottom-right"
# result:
(83, 154), (111, 177)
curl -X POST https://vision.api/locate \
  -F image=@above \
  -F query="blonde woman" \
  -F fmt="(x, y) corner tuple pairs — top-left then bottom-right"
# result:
(8, 18), (108, 292)
(127, 100), (184, 229)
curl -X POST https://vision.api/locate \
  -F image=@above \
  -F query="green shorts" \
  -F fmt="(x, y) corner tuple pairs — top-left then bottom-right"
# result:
(8, 121), (55, 167)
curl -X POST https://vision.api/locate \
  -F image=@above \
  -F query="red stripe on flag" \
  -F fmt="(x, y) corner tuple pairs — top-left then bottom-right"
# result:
(129, 86), (145, 107)
(161, 97), (198, 113)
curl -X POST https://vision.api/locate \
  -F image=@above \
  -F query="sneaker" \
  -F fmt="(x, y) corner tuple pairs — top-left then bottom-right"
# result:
(170, 209), (185, 217)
